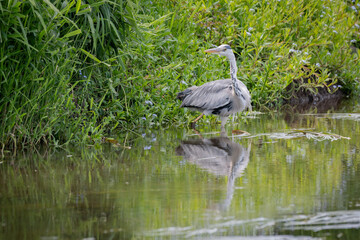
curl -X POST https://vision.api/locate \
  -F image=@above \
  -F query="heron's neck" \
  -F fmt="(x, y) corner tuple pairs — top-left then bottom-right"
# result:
(228, 55), (241, 97)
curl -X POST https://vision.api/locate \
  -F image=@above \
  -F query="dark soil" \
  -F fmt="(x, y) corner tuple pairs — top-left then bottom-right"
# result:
(283, 66), (345, 113)
(284, 81), (344, 112)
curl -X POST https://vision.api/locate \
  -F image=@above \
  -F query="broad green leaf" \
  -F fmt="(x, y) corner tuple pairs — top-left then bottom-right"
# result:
(28, 0), (36, 6)
(43, 0), (60, 14)
(34, 10), (47, 35)
(63, 29), (82, 38)
(80, 49), (101, 63)
(80, 49), (111, 67)
(32, 78), (45, 81)
(76, 0), (81, 14)
(76, 6), (91, 15)
(89, 1), (106, 8)
(86, 14), (96, 50)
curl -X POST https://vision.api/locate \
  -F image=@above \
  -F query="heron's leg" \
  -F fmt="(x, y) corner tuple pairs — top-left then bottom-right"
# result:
(220, 116), (229, 133)
(191, 113), (204, 129)
(192, 128), (204, 139)
(193, 113), (204, 123)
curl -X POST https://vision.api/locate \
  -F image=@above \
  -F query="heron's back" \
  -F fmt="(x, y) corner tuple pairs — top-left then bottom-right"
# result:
(177, 79), (251, 116)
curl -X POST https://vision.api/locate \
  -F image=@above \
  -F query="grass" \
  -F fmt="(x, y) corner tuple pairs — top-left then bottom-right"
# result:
(0, 0), (359, 151)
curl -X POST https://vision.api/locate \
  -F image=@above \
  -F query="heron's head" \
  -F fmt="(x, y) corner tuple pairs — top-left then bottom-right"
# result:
(205, 44), (234, 59)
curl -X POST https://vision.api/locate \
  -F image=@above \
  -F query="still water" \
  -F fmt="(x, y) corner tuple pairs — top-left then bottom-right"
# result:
(1, 102), (360, 239)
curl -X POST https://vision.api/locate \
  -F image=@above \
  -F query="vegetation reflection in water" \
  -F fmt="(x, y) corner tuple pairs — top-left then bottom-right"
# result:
(1, 106), (360, 239)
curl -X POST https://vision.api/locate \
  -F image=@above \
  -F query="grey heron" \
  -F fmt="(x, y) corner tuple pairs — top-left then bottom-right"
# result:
(177, 44), (252, 130)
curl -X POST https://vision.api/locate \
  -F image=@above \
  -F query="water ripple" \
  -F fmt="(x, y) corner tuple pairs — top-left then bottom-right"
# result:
(282, 210), (360, 232)
(144, 210), (360, 238)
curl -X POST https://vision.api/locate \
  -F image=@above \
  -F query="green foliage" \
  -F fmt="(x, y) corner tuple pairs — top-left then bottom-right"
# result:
(0, 0), (140, 149)
(0, 0), (359, 149)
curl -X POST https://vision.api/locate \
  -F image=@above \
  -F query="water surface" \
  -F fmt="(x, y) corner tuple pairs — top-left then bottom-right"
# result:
(1, 101), (360, 239)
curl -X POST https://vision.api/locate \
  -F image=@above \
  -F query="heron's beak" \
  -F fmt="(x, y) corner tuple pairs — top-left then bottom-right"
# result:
(204, 47), (221, 54)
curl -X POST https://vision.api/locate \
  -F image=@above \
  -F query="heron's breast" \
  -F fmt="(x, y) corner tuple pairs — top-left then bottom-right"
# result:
(230, 94), (247, 113)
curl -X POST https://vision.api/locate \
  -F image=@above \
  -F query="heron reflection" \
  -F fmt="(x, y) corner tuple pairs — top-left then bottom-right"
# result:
(176, 136), (251, 211)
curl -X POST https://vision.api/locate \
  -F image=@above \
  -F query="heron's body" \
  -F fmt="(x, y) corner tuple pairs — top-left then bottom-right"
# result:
(178, 78), (251, 116)
(177, 44), (251, 129)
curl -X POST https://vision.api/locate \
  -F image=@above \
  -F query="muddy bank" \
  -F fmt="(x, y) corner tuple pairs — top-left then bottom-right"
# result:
(282, 64), (347, 113)
(283, 80), (345, 113)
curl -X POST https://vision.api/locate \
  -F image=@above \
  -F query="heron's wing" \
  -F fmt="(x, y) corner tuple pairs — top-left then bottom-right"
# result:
(180, 79), (233, 110)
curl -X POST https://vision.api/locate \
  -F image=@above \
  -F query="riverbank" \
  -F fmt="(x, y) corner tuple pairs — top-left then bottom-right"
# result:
(1, 0), (359, 151)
